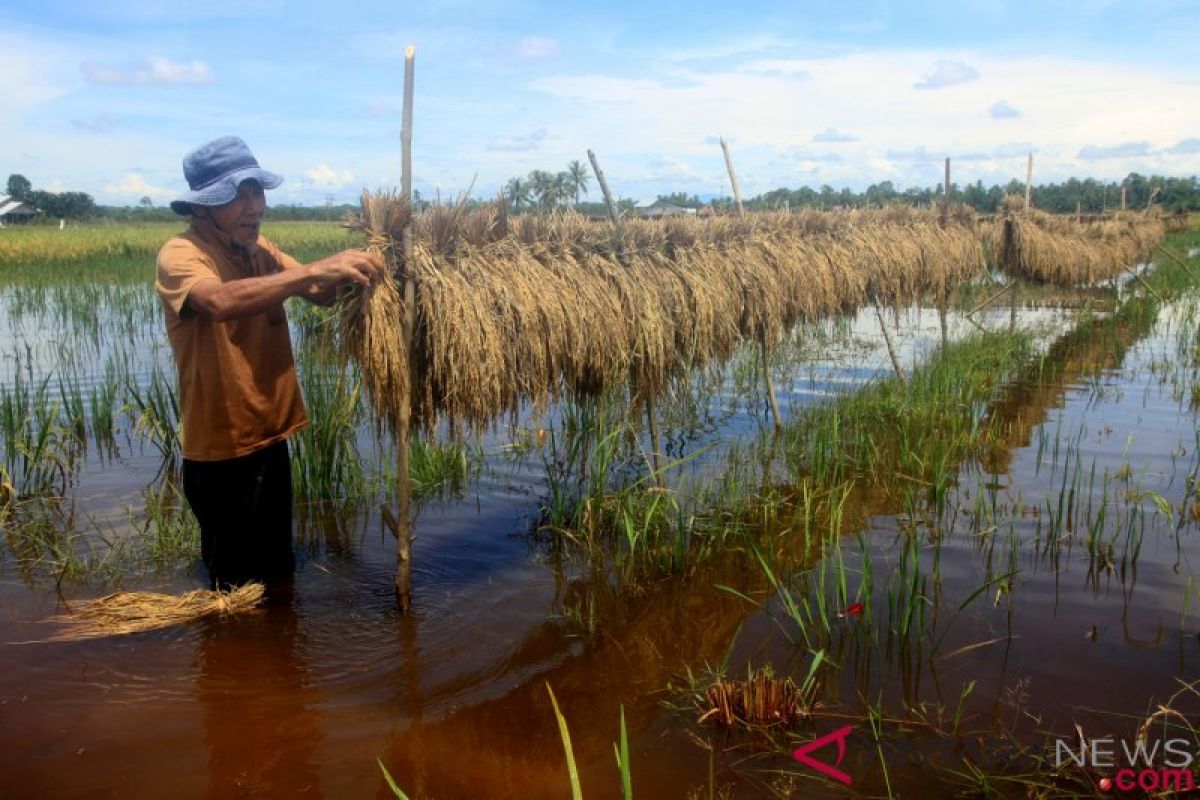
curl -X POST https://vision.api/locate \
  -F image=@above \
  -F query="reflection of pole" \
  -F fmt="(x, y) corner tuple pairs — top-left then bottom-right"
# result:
(720, 137), (782, 431)
(396, 45), (416, 609)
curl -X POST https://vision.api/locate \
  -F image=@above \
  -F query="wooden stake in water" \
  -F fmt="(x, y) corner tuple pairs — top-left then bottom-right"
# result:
(720, 137), (782, 431)
(875, 306), (906, 384)
(395, 44), (416, 610)
(938, 157), (950, 348)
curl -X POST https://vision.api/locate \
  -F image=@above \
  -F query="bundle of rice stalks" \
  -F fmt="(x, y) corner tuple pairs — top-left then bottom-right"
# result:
(987, 202), (1165, 286)
(340, 196), (983, 435)
(49, 583), (264, 640)
(698, 667), (813, 728)
(1161, 209), (1190, 234)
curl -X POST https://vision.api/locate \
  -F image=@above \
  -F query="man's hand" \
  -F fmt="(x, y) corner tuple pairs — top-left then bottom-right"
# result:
(303, 249), (386, 305)
(306, 249), (386, 290)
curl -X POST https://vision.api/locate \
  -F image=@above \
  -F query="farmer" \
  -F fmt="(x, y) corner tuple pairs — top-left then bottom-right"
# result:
(156, 135), (383, 589)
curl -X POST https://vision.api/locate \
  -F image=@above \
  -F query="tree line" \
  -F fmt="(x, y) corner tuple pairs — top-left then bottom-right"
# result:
(5, 169), (1198, 224)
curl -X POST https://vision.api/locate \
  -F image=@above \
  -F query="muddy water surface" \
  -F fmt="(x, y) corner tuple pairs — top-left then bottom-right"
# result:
(3, 290), (1200, 798)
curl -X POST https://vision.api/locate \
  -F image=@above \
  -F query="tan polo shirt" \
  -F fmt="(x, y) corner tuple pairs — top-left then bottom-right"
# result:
(155, 218), (309, 461)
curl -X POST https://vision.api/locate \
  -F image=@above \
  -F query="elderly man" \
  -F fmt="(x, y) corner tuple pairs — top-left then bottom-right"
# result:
(156, 135), (382, 589)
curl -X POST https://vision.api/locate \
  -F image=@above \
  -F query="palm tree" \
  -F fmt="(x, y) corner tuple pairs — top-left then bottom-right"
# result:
(553, 172), (573, 208)
(566, 160), (590, 205)
(528, 170), (557, 210)
(504, 177), (530, 211)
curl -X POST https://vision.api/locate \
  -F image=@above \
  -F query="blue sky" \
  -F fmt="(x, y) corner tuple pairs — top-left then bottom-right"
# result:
(2, 0), (1198, 206)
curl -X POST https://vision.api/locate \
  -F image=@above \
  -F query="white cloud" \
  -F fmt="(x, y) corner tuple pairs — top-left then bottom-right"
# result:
(516, 37), (560, 59)
(487, 128), (548, 152)
(523, 51), (1200, 194)
(1077, 141), (1152, 159)
(102, 172), (174, 200)
(913, 59), (979, 90)
(1170, 138), (1200, 154)
(302, 165), (356, 187)
(81, 57), (214, 86)
(813, 127), (859, 143)
(989, 100), (1020, 119)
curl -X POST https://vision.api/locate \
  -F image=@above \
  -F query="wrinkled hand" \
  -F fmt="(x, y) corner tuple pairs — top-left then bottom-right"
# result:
(308, 249), (385, 289)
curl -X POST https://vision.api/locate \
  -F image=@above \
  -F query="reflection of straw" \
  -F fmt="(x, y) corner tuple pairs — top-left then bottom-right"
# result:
(48, 583), (264, 640)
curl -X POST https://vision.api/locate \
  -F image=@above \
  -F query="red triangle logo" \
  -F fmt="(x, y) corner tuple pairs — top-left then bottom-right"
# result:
(792, 725), (854, 786)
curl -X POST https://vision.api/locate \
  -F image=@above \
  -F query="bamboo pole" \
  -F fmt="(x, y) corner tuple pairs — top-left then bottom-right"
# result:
(720, 138), (782, 431)
(719, 138), (745, 217)
(587, 149), (619, 226)
(938, 157), (950, 348)
(965, 283), (1013, 318)
(875, 307), (906, 384)
(1121, 183), (1127, 211)
(395, 44), (416, 610)
(586, 150), (663, 486)
(1013, 153), (1032, 333)
(1024, 152), (1033, 211)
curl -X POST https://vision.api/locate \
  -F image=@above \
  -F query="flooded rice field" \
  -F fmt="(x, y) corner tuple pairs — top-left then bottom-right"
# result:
(3, 241), (1200, 798)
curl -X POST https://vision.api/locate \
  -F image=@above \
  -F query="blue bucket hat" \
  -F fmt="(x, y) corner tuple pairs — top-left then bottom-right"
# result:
(170, 135), (283, 215)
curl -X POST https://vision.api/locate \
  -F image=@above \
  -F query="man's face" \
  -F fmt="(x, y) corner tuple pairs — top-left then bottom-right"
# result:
(206, 180), (266, 248)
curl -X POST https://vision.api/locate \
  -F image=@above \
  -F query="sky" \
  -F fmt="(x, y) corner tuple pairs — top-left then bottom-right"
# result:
(2, 0), (1198, 207)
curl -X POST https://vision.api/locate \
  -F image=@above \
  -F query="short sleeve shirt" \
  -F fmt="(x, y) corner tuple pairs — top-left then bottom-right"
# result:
(155, 218), (309, 461)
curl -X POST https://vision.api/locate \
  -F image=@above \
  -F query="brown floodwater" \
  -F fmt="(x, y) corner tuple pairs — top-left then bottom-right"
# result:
(3, 297), (1200, 798)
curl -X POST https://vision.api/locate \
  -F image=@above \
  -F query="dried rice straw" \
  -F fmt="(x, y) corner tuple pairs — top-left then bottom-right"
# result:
(47, 583), (265, 641)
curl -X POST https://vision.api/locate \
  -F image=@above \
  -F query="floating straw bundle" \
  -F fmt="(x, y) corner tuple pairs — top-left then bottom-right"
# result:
(49, 583), (265, 641)
(339, 195), (984, 435)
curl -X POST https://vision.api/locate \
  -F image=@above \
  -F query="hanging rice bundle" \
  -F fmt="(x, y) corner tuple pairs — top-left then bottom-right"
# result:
(986, 199), (1166, 285)
(340, 197), (983, 435)
(48, 583), (265, 641)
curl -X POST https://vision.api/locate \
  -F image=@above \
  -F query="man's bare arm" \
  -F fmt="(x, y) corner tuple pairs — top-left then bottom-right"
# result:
(185, 249), (383, 321)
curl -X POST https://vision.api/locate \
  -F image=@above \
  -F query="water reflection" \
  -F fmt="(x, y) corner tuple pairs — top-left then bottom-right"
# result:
(196, 584), (323, 798)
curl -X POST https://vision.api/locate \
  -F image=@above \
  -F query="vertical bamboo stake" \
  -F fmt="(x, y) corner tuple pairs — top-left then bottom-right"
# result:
(719, 138), (745, 217)
(1013, 152), (1032, 333)
(587, 149), (619, 225)
(720, 137), (781, 431)
(587, 150), (663, 487)
(1121, 183), (1127, 211)
(1024, 152), (1033, 211)
(395, 44), (416, 610)
(938, 157), (950, 349)
(875, 307), (906, 384)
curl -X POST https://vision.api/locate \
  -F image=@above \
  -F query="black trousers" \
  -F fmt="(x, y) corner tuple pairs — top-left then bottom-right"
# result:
(182, 440), (295, 589)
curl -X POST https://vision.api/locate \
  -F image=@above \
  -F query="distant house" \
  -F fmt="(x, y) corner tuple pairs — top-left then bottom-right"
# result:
(635, 199), (697, 218)
(0, 195), (35, 225)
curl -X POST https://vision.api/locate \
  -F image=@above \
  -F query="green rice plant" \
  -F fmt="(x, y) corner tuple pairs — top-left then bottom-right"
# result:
(615, 705), (632, 800)
(137, 475), (200, 566)
(546, 683), (584, 800)
(408, 435), (477, 499)
(124, 364), (180, 461)
(290, 368), (368, 502)
(0, 361), (75, 497)
(377, 759), (412, 800)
